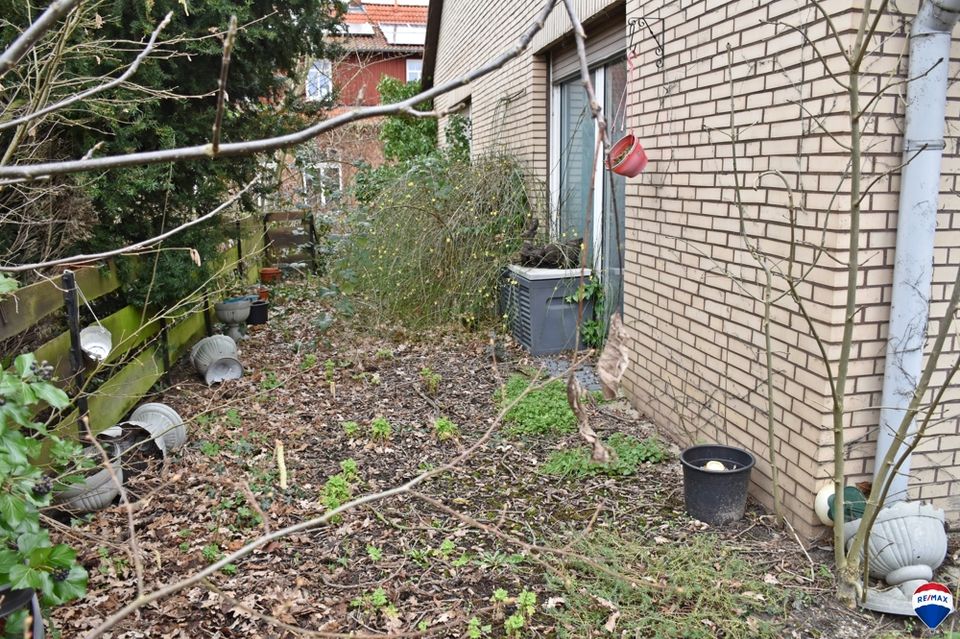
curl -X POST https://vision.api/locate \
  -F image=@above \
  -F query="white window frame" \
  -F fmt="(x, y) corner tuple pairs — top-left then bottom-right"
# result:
(306, 59), (333, 101)
(406, 58), (423, 83)
(303, 162), (343, 206)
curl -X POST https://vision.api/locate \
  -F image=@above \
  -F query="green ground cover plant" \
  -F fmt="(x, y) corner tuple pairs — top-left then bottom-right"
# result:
(542, 434), (669, 478)
(432, 416), (460, 441)
(498, 374), (576, 436)
(369, 417), (393, 442)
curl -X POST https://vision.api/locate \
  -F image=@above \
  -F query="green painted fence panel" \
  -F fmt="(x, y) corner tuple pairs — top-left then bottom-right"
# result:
(0, 264), (119, 342)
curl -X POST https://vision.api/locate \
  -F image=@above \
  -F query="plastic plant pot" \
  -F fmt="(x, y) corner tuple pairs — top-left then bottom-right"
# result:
(190, 335), (243, 385)
(129, 402), (187, 452)
(606, 134), (649, 177)
(680, 444), (755, 525)
(247, 300), (268, 325)
(79, 325), (112, 363)
(259, 267), (281, 284)
(110, 421), (167, 475)
(54, 444), (123, 513)
(0, 586), (44, 638)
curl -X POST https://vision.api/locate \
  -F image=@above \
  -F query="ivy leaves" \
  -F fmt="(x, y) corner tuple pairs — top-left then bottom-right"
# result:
(0, 531), (88, 605)
(0, 353), (86, 609)
(0, 273), (17, 297)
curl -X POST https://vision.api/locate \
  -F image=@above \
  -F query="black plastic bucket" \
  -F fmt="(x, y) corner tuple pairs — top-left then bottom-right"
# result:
(0, 586), (44, 637)
(247, 300), (268, 325)
(680, 444), (755, 525)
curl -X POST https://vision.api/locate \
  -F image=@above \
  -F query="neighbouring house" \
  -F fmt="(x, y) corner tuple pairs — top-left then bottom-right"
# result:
(263, 0), (428, 263)
(301, 0), (429, 207)
(423, 0), (960, 538)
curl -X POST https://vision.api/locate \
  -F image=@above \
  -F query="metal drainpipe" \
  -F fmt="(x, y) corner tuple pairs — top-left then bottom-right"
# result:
(875, 0), (960, 502)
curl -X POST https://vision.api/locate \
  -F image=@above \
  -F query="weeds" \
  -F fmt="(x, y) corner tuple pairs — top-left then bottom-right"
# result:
(223, 408), (241, 428)
(339, 458), (358, 482)
(260, 371), (282, 391)
(542, 434), (670, 479)
(201, 543), (221, 562)
(320, 458), (363, 522)
(467, 616), (492, 638)
(545, 531), (784, 638)
(420, 366), (442, 396)
(370, 416), (393, 442)
(199, 440), (221, 457)
(351, 587), (398, 621)
(300, 353), (318, 370)
(505, 590), (537, 637)
(498, 374), (575, 436)
(433, 416), (460, 441)
(342, 420), (360, 438)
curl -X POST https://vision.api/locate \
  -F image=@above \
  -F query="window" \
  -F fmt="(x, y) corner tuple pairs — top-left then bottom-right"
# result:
(406, 59), (423, 83)
(380, 23), (426, 45)
(550, 57), (627, 315)
(303, 162), (342, 207)
(306, 60), (333, 101)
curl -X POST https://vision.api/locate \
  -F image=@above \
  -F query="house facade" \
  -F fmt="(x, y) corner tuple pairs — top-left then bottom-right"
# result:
(298, 0), (429, 209)
(424, 0), (960, 538)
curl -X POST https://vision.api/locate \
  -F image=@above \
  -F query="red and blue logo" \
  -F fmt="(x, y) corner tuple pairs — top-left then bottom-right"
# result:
(913, 582), (954, 630)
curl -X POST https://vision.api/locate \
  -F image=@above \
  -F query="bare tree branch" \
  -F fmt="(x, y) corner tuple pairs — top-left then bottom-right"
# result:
(0, 12), (174, 132)
(211, 15), (238, 155)
(0, 0), (559, 181)
(0, 0), (82, 77)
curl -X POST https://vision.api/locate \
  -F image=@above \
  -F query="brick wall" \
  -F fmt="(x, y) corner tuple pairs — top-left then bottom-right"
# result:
(432, 0), (960, 539)
(621, 0), (960, 538)
(432, 0), (625, 176)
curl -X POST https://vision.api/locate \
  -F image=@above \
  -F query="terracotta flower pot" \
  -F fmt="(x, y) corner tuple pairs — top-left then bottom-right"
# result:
(606, 134), (649, 177)
(260, 267), (281, 284)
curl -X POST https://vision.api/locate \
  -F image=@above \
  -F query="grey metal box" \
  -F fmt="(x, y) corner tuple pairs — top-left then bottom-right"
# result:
(500, 265), (594, 355)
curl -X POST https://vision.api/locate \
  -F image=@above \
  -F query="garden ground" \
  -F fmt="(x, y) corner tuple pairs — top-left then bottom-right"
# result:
(49, 278), (944, 638)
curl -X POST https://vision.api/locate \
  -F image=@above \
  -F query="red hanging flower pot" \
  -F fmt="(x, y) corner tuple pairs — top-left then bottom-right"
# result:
(606, 134), (648, 177)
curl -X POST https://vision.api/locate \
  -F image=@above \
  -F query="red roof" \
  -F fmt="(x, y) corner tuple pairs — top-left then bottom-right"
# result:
(361, 5), (428, 25)
(335, 1), (427, 53)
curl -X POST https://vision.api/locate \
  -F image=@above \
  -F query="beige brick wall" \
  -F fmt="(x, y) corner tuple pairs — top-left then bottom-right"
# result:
(432, 0), (625, 178)
(432, 0), (960, 539)
(622, 0), (960, 538)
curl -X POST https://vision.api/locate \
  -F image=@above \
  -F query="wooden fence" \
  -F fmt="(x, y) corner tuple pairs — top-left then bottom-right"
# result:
(265, 210), (326, 272)
(1, 218), (264, 440)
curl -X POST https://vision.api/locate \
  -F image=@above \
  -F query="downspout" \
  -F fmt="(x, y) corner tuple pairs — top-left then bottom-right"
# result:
(875, 0), (960, 502)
